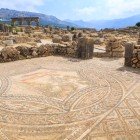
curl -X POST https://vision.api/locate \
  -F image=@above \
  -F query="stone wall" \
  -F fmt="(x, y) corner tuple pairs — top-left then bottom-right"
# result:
(93, 38), (124, 58)
(131, 45), (140, 68)
(125, 43), (140, 68)
(13, 36), (34, 44)
(106, 38), (124, 57)
(0, 37), (95, 62)
(0, 42), (78, 62)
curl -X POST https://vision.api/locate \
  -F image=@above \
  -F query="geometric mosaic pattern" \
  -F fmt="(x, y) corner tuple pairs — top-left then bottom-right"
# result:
(0, 57), (140, 140)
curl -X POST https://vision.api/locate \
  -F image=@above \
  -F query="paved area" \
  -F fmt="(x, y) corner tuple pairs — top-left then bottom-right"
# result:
(0, 56), (140, 140)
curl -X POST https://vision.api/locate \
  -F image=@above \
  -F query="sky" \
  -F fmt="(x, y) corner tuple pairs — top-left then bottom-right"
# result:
(0, 0), (140, 21)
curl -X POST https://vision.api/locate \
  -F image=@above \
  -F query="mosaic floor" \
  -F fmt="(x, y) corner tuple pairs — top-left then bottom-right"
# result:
(0, 56), (140, 140)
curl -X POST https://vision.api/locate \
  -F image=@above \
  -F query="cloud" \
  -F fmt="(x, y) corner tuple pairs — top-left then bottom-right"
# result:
(75, 7), (96, 16)
(106, 0), (140, 18)
(0, 0), (140, 20)
(73, 0), (140, 20)
(0, 0), (44, 12)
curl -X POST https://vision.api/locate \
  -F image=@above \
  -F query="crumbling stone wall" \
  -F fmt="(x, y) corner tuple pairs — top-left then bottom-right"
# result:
(13, 36), (34, 43)
(106, 38), (124, 57)
(0, 37), (95, 62)
(131, 45), (140, 68)
(125, 43), (140, 68)
(93, 37), (124, 58)
(0, 42), (78, 62)
(138, 37), (140, 45)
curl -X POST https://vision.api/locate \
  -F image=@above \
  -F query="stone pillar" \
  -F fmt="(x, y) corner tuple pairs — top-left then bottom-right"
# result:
(77, 37), (94, 59)
(124, 42), (134, 67)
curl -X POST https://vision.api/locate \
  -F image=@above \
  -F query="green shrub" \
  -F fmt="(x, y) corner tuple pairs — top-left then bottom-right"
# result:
(71, 27), (75, 31)
(136, 22), (140, 27)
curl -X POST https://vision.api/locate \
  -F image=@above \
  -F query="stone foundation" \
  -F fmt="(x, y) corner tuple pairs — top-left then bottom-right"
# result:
(131, 45), (140, 68)
(106, 38), (124, 58)
(125, 43), (140, 68)
(0, 42), (78, 62)
(0, 37), (95, 63)
(93, 38), (124, 58)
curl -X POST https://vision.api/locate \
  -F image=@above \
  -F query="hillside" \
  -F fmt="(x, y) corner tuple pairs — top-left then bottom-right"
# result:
(1, 8), (140, 29)
(0, 8), (77, 28)
(66, 15), (140, 29)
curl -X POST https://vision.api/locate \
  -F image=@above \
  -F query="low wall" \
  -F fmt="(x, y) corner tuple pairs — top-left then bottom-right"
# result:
(93, 39), (124, 58)
(125, 43), (140, 68)
(0, 37), (95, 63)
(0, 42), (78, 62)
(106, 38), (124, 57)
(131, 45), (140, 68)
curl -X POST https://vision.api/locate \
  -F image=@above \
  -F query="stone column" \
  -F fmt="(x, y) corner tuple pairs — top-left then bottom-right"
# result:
(124, 42), (134, 67)
(77, 37), (94, 59)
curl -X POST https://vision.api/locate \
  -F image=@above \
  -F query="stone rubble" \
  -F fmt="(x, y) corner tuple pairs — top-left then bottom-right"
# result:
(131, 45), (140, 68)
(0, 24), (140, 68)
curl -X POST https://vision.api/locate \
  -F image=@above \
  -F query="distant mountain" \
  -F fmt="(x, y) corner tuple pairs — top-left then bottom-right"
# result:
(1, 8), (140, 29)
(0, 8), (77, 28)
(65, 15), (140, 29)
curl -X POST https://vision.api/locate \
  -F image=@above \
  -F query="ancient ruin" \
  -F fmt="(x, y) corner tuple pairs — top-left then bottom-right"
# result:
(11, 17), (39, 26)
(0, 22), (140, 140)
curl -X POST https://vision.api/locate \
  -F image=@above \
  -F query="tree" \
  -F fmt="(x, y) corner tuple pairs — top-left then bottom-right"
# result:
(71, 27), (75, 31)
(136, 22), (140, 27)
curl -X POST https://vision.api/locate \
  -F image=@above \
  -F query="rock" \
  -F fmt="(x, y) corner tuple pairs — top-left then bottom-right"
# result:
(62, 34), (72, 42)
(106, 38), (124, 58)
(131, 46), (140, 68)
(35, 39), (42, 43)
(52, 35), (62, 43)
(30, 47), (38, 57)
(72, 33), (77, 41)
(78, 32), (83, 38)
(93, 38), (104, 45)
(3, 40), (14, 46)
(0, 47), (20, 62)
(14, 37), (32, 43)
(27, 42), (37, 46)
(16, 46), (30, 58)
(37, 45), (47, 56)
